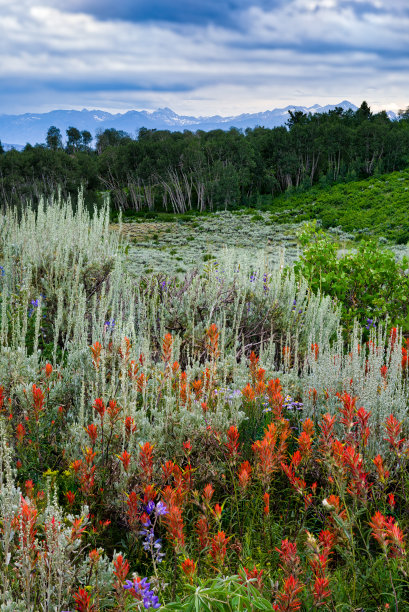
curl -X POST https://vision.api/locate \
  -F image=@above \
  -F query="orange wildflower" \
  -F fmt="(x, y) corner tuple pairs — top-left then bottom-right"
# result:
(90, 341), (102, 369)
(118, 450), (131, 472)
(181, 558), (196, 583)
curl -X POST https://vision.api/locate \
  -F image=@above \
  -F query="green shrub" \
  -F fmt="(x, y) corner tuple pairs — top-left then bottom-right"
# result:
(294, 221), (409, 331)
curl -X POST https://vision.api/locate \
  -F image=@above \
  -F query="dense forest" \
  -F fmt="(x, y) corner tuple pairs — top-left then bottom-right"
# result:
(1, 101), (409, 211)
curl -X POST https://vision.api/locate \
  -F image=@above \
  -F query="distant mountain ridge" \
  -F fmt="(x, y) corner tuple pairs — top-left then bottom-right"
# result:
(0, 101), (398, 147)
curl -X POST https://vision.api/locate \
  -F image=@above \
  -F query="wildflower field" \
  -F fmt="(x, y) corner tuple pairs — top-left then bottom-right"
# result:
(2, 196), (409, 611)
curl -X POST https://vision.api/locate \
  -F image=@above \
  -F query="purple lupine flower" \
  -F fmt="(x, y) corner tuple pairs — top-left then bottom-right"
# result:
(140, 525), (164, 564)
(28, 298), (40, 318)
(155, 501), (168, 516)
(124, 577), (161, 609)
(139, 501), (167, 564)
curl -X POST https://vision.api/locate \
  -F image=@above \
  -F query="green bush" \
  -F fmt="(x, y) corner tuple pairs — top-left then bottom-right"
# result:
(294, 221), (409, 331)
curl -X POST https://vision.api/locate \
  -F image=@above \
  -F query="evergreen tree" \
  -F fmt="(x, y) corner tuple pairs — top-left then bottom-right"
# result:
(356, 101), (372, 121)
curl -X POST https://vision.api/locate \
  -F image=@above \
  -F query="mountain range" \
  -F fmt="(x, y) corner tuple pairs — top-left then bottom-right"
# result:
(0, 100), (398, 149)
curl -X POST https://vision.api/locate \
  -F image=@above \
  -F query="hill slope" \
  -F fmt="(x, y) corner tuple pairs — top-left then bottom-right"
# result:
(267, 169), (409, 244)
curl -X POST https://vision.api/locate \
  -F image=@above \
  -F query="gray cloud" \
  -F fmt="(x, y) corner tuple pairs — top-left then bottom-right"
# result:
(0, 0), (407, 116)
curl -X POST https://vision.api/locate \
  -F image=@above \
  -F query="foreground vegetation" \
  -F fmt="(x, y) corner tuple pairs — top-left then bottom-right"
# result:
(1, 196), (409, 610)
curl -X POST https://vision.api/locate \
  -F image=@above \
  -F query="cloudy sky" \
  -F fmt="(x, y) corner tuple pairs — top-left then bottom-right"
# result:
(0, 0), (408, 116)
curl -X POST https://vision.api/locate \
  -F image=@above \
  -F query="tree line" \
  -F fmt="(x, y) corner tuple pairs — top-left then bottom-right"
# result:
(0, 101), (409, 212)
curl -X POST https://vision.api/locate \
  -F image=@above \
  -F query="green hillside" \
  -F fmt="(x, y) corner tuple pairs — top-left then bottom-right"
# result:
(266, 168), (409, 243)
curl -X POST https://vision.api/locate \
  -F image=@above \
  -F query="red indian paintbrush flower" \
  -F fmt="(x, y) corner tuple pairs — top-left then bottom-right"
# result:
(319, 413), (336, 451)
(242, 383), (256, 402)
(249, 350), (259, 384)
(90, 341), (102, 370)
(213, 503), (222, 519)
(225, 425), (240, 460)
(356, 406), (371, 447)
(89, 549), (101, 564)
(402, 344), (408, 369)
(276, 539), (301, 577)
(162, 333), (173, 363)
(18, 497), (38, 551)
(369, 512), (405, 558)
(85, 423), (98, 445)
(164, 503), (185, 551)
(118, 450), (131, 472)
(83, 447), (96, 465)
(263, 492), (270, 516)
(336, 392), (357, 435)
(113, 553), (130, 586)
(139, 442), (154, 483)
(181, 558), (196, 583)
(93, 397), (105, 420)
(70, 517), (86, 541)
(118, 337), (131, 362)
(107, 399), (121, 420)
(143, 485), (156, 503)
(237, 461), (252, 491)
(341, 445), (368, 500)
(16, 423), (26, 443)
(65, 491), (76, 506)
(73, 587), (97, 612)
(196, 515), (209, 549)
(126, 491), (140, 530)
(373, 454), (389, 482)
(252, 421), (289, 488)
(297, 431), (312, 456)
(384, 414), (405, 451)
(266, 378), (284, 419)
(274, 575), (304, 611)
(312, 577), (331, 606)
(206, 323), (220, 359)
(191, 379), (203, 399)
(124, 416), (137, 435)
(32, 384), (45, 421)
(128, 360), (139, 380)
(25, 480), (34, 498)
(162, 460), (176, 480)
(302, 418), (314, 437)
(210, 531), (229, 566)
(203, 483), (215, 503)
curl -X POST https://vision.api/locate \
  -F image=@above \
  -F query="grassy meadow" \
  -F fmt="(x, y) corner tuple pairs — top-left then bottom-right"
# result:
(1, 173), (409, 610)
